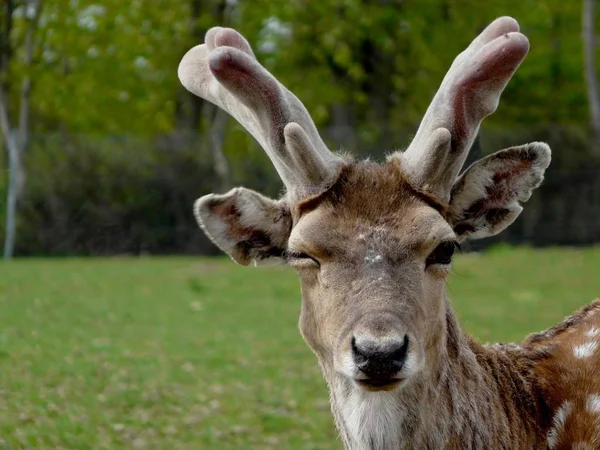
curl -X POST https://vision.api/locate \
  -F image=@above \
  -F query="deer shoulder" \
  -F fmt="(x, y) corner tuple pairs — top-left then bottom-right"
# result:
(524, 300), (600, 450)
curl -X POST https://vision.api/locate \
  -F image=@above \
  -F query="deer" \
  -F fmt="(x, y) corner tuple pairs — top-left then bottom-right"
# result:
(178, 16), (600, 450)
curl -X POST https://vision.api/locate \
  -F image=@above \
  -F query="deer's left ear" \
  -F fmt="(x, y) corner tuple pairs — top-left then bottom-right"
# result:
(447, 142), (551, 241)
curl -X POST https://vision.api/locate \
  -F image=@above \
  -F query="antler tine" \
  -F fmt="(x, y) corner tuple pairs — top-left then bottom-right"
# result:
(178, 27), (343, 199)
(396, 17), (530, 201)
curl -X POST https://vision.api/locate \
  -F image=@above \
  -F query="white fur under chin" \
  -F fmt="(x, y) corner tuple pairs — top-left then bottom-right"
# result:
(338, 387), (405, 450)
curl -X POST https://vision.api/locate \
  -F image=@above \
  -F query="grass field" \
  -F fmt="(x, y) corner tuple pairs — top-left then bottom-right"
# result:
(1, 247), (599, 449)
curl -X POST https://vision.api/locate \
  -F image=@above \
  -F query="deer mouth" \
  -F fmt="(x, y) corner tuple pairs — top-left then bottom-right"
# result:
(355, 377), (404, 391)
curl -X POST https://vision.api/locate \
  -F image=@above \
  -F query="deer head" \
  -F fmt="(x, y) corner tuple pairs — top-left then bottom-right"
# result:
(178, 17), (550, 394)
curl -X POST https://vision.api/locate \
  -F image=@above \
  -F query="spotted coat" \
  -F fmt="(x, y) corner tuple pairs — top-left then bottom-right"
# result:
(525, 300), (600, 450)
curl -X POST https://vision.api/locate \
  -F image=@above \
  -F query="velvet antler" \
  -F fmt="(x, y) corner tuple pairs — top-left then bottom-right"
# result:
(178, 27), (343, 200)
(395, 17), (531, 200)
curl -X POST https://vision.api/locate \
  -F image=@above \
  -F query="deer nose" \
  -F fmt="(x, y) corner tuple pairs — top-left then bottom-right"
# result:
(351, 334), (409, 379)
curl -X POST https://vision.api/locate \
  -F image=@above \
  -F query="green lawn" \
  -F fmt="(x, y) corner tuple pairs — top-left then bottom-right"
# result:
(0, 247), (599, 449)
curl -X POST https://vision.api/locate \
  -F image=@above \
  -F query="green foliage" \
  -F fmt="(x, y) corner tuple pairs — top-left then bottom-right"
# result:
(9, 132), (285, 256)
(0, 248), (599, 447)
(235, 0), (596, 136)
(15, 133), (214, 255)
(2, 0), (597, 135)
(32, 1), (190, 134)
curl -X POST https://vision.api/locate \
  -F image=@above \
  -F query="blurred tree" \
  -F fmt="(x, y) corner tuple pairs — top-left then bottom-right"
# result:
(233, 0), (593, 155)
(582, 0), (600, 154)
(174, 0), (233, 191)
(1, 0), (42, 260)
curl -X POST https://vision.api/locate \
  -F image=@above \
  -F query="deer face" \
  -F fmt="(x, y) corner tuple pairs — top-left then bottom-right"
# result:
(179, 18), (551, 392)
(288, 163), (455, 391)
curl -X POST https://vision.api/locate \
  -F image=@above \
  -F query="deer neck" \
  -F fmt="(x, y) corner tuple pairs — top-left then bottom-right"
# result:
(320, 298), (546, 450)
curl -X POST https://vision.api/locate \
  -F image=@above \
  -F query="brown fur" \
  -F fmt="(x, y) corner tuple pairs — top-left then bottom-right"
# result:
(295, 160), (449, 220)
(290, 162), (553, 449)
(196, 157), (596, 449)
(524, 300), (600, 449)
(184, 18), (595, 450)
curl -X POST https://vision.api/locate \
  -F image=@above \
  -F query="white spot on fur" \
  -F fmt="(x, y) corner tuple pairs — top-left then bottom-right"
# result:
(399, 345), (421, 381)
(586, 394), (600, 414)
(364, 253), (383, 264)
(573, 341), (598, 358)
(338, 353), (360, 379)
(548, 401), (572, 449)
(586, 327), (599, 338)
(340, 389), (404, 450)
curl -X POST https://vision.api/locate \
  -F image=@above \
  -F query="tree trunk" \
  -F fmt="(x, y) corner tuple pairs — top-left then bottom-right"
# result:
(1, 0), (15, 259)
(0, 95), (19, 259)
(203, 102), (231, 191)
(173, 0), (203, 131)
(175, 0), (231, 191)
(582, 0), (600, 154)
(1, 0), (41, 260)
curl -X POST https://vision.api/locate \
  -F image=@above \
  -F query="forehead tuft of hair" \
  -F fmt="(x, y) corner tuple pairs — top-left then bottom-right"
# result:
(295, 159), (449, 220)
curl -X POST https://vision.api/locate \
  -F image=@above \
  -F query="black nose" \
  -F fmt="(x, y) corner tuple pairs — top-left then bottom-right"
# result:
(352, 334), (409, 379)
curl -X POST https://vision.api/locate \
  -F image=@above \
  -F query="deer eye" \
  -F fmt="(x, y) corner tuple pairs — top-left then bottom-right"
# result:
(285, 250), (320, 268)
(426, 241), (457, 267)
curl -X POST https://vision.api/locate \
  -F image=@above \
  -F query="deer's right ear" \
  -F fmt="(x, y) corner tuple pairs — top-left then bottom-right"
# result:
(194, 188), (292, 266)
